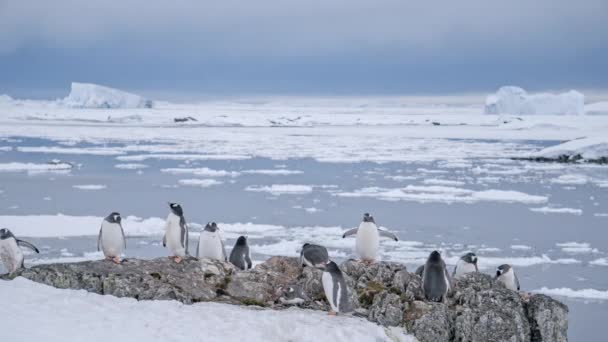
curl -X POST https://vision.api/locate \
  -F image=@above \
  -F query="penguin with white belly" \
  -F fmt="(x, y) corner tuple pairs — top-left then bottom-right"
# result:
(452, 252), (478, 279)
(342, 213), (398, 264)
(197, 222), (226, 261)
(0, 228), (39, 273)
(97, 212), (126, 264)
(163, 202), (189, 263)
(322, 261), (352, 315)
(496, 264), (520, 291)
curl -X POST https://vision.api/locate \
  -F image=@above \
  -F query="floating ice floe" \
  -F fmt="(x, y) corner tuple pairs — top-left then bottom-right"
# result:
(585, 101), (608, 115)
(61, 82), (153, 109)
(590, 258), (608, 266)
(549, 174), (588, 185)
(72, 184), (107, 190)
(484, 86), (584, 115)
(114, 163), (149, 170)
(511, 245), (532, 251)
(529, 207), (582, 215)
(532, 137), (608, 163)
(556, 242), (599, 254)
(163, 167), (240, 177)
(0, 278), (411, 342)
(533, 287), (608, 300)
(242, 169), (303, 175)
(17, 146), (125, 156)
(177, 179), (223, 188)
(334, 185), (548, 204)
(0, 161), (73, 173)
(421, 179), (465, 186)
(117, 154), (251, 162)
(245, 184), (313, 195)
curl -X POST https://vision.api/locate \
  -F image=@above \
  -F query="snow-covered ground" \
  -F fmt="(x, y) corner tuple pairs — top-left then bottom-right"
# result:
(0, 278), (413, 342)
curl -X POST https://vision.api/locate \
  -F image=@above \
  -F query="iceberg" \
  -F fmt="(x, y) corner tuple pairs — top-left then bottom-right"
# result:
(485, 86), (584, 115)
(62, 82), (153, 109)
(533, 137), (608, 162)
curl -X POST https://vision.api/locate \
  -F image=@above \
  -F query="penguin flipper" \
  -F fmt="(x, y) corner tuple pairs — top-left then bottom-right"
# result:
(515, 273), (521, 291)
(342, 228), (358, 238)
(17, 239), (40, 254)
(245, 252), (252, 269)
(415, 265), (424, 277)
(97, 226), (103, 251)
(162, 234), (167, 247)
(221, 239), (227, 262)
(379, 230), (398, 241)
(119, 223), (127, 249)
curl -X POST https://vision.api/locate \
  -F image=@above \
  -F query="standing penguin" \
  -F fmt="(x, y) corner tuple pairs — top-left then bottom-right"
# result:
(452, 252), (478, 279)
(322, 261), (352, 315)
(496, 264), (520, 291)
(197, 222), (226, 261)
(229, 235), (252, 270)
(421, 250), (451, 302)
(0, 228), (39, 273)
(163, 202), (188, 263)
(300, 243), (329, 268)
(97, 212), (126, 264)
(342, 213), (398, 264)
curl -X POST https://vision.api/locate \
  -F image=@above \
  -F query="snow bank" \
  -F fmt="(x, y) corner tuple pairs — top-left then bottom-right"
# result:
(484, 86), (584, 115)
(0, 278), (411, 342)
(62, 82), (153, 109)
(534, 137), (608, 161)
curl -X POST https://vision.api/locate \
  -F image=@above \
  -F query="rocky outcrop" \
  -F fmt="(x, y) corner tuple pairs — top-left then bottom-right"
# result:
(1, 257), (568, 342)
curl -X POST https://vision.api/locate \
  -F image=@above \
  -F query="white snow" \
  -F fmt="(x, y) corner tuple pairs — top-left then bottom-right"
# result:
(534, 137), (608, 161)
(335, 186), (547, 204)
(585, 101), (608, 115)
(177, 179), (223, 187)
(529, 207), (582, 215)
(485, 86), (584, 115)
(62, 82), (152, 109)
(0, 278), (413, 342)
(242, 169), (304, 175)
(72, 184), (107, 190)
(0, 162), (72, 173)
(114, 163), (149, 170)
(534, 287), (608, 300)
(245, 184), (313, 195)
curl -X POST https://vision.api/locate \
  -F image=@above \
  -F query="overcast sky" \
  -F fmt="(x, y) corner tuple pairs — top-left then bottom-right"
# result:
(1, 0), (607, 99)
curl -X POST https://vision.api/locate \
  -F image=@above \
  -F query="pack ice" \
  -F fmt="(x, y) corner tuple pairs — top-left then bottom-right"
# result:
(485, 86), (584, 115)
(61, 82), (153, 109)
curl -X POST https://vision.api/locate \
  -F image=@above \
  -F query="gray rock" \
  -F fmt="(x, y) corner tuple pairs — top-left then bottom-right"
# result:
(1, 257), (568, 342)
(527, 294), (568, 342)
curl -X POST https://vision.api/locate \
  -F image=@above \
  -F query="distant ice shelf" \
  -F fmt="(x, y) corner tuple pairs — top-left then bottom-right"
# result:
(61, 82), (153, 109)
(485, 86), (584, 115)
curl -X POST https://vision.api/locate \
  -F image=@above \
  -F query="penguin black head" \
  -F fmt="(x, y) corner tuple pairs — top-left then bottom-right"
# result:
(302, 243), (310, 248)
(461, 252), (477, 264)
(429, 250), (442, 262)
(363, 213), (375, 223)
(236, 236), (247, 245)
(0, 228), (14, 239)
(205, 222), (219, 232)
(324, 261), (341, 274)
(496, 264), (511, 277)
(105, 212), (122, 224)
(168, 202), (183, 216)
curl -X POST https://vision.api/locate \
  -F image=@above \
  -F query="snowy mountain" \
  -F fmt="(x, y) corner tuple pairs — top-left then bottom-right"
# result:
(62, 82), (153, 109)
(485, 86), (584, 115)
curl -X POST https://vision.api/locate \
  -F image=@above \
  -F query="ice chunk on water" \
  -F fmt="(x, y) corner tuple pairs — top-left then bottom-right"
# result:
(485, 86), (584, 115)
(62, 82), (153, 109)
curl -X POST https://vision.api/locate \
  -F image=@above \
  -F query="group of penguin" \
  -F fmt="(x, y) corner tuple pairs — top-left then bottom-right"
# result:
(0, 205), (521, 316)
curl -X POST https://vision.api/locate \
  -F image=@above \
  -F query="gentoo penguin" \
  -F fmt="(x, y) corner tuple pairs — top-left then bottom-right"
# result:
(452, 252), (478, 279)
(421, 250), (451, 302)
(279, 284), (309, 305)
(97, 212), (126, 264)
(229, 235), (252, 270)
(0, 228), (39, 273)
(163, 202), (188, 263)
(300, 243), (329, 268)
(496, 264), (520, 291)
(322, 261), (352, 315)
(197, 222), (226, 261)
(342, 213), (398, 264)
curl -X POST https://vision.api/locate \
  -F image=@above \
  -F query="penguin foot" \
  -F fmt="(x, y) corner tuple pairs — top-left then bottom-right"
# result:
(174, 256), (183, 264)
(112, 257), (121, 264)
(328, 311), (337, 316)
